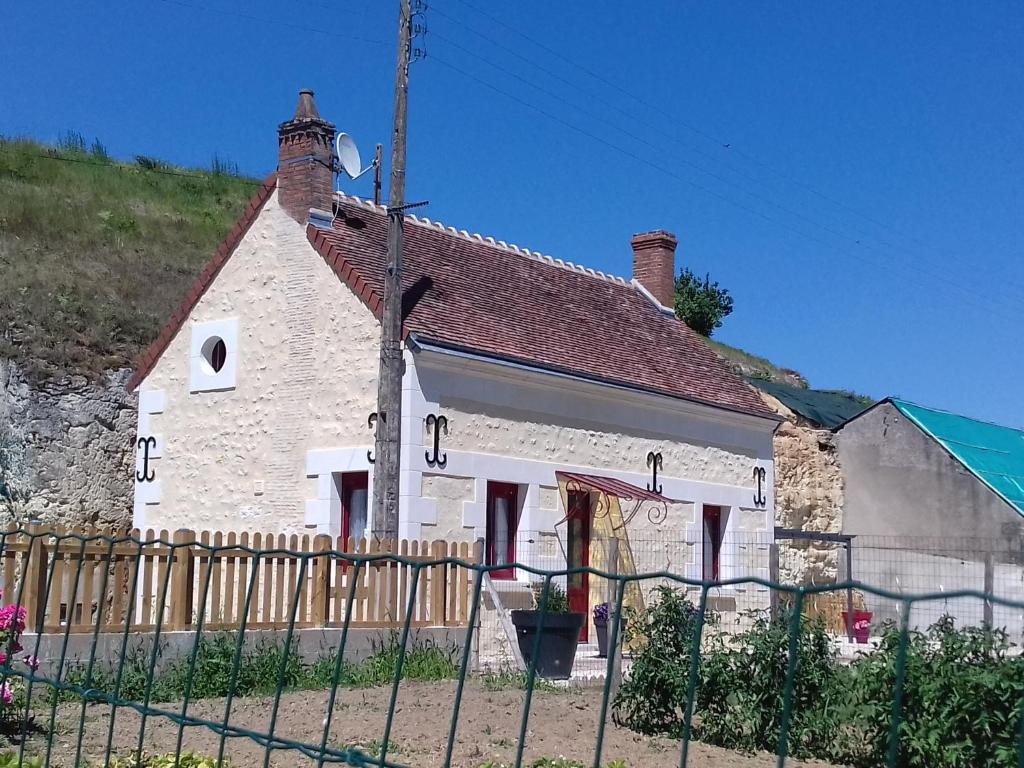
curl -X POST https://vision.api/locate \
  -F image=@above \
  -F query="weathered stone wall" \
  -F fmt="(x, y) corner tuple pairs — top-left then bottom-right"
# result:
(759, 391), (844, 585)
(0, 359), (135, 527)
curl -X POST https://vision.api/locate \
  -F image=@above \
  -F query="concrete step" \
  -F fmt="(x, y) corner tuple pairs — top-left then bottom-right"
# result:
(489, 579), (535, 610)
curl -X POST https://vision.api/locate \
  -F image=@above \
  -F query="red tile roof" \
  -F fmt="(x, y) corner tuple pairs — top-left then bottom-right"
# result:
(308, 196), (774, 418)
(126, 174), (277, 391)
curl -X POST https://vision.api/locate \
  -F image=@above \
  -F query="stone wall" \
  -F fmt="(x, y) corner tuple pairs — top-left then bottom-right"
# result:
(759, 391), (844, 585)
(0, 359), (135, 527)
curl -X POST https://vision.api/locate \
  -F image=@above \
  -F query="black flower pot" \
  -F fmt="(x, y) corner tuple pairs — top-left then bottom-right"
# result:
(594, 617), (608, 658)
(510, 610), (587, 680)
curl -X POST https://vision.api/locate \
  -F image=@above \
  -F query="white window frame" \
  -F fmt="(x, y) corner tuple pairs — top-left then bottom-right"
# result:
(189, 318), (239, 392)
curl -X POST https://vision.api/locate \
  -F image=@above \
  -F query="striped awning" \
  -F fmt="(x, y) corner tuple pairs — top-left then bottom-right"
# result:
(555, 470), (671, 503)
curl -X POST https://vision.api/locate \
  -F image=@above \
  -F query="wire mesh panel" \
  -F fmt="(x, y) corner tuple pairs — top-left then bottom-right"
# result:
(0, 525), (1021, 767)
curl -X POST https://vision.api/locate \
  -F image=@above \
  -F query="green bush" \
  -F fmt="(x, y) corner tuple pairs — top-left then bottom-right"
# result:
(695, 610), (842, 759)
(836, 617), (1024, 768)
(613, 589), (1024, 767)
(612, 586), (708, 735)
(529, 581), (570, 613)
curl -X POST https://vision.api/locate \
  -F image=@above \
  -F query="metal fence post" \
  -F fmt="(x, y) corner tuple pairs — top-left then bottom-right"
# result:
(768, 543), (780, 622)
(845, 541), (854, 642)
(607, 537), (622, 704)
(984, 553), (994, 626)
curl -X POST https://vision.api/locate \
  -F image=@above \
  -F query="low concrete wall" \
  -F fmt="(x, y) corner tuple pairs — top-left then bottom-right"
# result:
(23, 626), (468, 677)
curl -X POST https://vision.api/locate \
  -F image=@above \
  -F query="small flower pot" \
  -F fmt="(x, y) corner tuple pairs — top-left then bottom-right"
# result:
(594, 617), (609, 658)
(510, 610), (587, 679)
(842, 610), (873, 643)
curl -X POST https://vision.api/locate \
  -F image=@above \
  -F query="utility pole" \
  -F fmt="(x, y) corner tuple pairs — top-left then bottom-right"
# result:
(372, 0), (412, 540)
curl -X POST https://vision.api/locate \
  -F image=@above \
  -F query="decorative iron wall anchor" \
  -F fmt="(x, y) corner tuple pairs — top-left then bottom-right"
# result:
(136, 436), (156, 483)
(753, 466), (767, 506)
(646, 450), (663, 494)
(367, 412), (383, 464)
(425, 414), (448, 468)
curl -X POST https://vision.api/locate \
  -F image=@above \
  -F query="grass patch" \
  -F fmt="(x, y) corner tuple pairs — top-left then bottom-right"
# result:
(56, 633), (459, 705)
(479, 670), (563, 693)
(705, 338), (806, 387)
(0, 137), (256, 379)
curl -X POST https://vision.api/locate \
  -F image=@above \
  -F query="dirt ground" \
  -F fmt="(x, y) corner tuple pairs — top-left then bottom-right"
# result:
(37, 681), (827, 767)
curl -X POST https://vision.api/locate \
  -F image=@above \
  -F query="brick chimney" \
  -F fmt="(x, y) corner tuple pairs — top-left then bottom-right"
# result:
(277, 89), (336, 223)
(631, 230), (678, 308)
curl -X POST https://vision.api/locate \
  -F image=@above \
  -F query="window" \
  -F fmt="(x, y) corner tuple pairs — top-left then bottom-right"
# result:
(189, 318), (238, 392)
(486, 482), (518, 579)
(201, 337), (227, 373)
(702, 505), (726, 581)
(339, 472), (369, 543)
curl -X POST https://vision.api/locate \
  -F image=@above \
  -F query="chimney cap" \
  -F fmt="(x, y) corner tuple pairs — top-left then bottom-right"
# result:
(279, 89), (335, 134)
(631, 230), (678, 248)
(292, 88), (322, 121)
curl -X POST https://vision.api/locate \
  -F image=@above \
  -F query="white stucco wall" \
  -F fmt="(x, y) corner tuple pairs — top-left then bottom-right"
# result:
(441, 399), (756, 487)
(403, 349), (776, 598)
(134, 191), (379, 533)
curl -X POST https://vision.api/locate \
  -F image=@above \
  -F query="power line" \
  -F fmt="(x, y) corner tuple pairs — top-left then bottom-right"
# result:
(447, 0), (1004, 277)
(431, 30), (884, 259)
(155, 0), (385, 46)
(428, 54), (1022, 320)
(91, 0), (1024, 313)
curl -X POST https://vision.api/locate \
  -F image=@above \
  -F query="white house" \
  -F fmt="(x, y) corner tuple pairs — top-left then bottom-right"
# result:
(129, 91), (780, 632)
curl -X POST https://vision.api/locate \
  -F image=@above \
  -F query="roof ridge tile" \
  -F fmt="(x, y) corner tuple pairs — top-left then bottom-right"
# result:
(332, 191), (631, 287)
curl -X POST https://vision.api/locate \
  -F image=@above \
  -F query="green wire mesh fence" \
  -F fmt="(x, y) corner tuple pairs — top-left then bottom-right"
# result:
(0, 526), (1022, 768)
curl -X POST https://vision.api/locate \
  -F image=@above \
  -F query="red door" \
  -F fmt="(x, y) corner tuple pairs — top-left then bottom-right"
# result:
(566, 490), (590, 641)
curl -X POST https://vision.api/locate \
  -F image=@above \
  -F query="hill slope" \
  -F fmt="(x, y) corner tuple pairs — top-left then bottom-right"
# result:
(0, 137), (257, 378)
(1, 137), (817, 392)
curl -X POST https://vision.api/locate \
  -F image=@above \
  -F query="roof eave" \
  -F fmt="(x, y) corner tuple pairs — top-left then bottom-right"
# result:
(408, 333), (781, 427)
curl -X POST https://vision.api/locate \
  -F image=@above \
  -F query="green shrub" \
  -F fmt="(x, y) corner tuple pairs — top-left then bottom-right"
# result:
(612, 586), (708, 735)
(836, 617), (1024, 768)
(529, 581), (570, 613)
(613, 595), (1024, 768)
(695, 610), (842, 759)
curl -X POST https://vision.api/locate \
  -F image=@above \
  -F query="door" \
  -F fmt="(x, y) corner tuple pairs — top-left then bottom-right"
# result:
(566, 490), (590, 641)
(341, 472), (369, 544)
(486, 482), (518, 579)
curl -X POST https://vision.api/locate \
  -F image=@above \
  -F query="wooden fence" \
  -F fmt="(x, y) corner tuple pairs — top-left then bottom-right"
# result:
(0, 526), (481, 635)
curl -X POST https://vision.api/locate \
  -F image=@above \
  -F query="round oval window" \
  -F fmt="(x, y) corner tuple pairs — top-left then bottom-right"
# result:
(201, 337), (227, 374)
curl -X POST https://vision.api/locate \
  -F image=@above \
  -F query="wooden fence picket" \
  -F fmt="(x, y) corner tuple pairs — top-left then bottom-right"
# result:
(0, 524), (480, 634)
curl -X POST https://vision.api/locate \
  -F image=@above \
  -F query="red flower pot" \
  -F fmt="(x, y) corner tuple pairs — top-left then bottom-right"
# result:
(842, 610), (872, 643)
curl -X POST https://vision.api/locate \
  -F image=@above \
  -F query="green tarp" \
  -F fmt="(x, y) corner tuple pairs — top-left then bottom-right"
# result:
(892, 399), (1024, 517)
(746, 378), (870, 428)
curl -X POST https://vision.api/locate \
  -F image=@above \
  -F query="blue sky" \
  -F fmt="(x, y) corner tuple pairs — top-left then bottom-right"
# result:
(4, 1), (1023, 425)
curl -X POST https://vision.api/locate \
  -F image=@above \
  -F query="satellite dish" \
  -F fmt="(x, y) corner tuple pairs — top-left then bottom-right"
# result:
(335, 133), (362, 179)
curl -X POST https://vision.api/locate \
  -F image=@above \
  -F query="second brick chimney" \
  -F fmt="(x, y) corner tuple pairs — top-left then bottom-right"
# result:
(631, 230), (678, 309)
(277, 89), (336, 223)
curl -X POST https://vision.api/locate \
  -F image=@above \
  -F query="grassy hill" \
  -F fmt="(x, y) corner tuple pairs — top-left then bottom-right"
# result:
(0, 136), (257, 378)
(1, 136), (817, 392)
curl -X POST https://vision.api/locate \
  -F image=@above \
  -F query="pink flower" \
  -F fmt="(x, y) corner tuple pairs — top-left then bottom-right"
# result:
(0, 653), (7, 666)
(0, 605), (26, 633)
(22, 655), (38, 672)
(0, 682), (14, 706)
